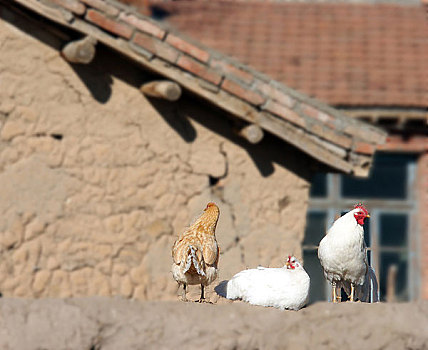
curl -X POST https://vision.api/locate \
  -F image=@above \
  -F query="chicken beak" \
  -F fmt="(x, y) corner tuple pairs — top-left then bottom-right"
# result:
(366, 214), (370, 218)
(285, 261), (290, 268)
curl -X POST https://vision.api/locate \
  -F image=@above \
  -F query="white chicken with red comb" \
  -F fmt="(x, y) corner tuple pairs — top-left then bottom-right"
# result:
(318, 203), (378, 302)
(224, 256), (310, 310)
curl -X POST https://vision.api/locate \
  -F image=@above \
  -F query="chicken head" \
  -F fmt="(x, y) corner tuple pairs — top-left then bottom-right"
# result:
(353, 203), (370, 226)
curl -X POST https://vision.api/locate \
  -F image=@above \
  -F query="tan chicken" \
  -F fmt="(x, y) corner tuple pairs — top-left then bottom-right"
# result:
(172, 202), (220, 302)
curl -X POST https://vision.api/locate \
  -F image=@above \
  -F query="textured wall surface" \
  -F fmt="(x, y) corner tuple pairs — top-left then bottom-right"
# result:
(0, 11), (311, 300)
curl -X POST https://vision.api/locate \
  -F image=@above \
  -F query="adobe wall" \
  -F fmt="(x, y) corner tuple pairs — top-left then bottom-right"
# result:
(0, 11), (311, 301)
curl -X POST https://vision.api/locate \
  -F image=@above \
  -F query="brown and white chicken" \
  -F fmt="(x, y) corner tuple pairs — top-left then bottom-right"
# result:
(172, 202), (220, 302)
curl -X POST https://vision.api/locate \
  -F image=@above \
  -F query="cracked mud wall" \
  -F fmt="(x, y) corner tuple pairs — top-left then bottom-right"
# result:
(0, 9), (312, 301)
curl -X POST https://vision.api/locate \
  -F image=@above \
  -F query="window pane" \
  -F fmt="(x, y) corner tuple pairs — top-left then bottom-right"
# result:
(303, 249), (326, 303)
(380, 214), (408, 247)
(341, 153), (416, 199)
(379, 251), (408, 302)
(303, 212), (327, 246)
(310, 173), (327, 198)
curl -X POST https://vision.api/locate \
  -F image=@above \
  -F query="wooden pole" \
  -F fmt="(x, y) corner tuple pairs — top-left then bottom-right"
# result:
(386, 264), (398, 302)
(140, 81), (182, 101)
(61, 36), (97, 64)
(237, 124), (264, 144)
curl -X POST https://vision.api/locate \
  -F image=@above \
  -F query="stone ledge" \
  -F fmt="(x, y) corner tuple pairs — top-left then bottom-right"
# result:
(0, 297), (427, 349)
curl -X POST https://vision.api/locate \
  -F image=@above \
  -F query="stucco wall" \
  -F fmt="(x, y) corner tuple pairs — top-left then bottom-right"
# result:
(0, 11), (311, 301)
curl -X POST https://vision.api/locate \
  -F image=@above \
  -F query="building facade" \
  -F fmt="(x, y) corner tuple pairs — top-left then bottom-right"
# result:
(0, 0), (384, 301)
(153, 0), (428, 300)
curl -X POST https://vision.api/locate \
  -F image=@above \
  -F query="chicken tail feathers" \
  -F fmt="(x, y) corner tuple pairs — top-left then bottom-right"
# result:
(357, 266), (380, 303)
(341, 267), (379, 303)
(184, 245), (206, 276)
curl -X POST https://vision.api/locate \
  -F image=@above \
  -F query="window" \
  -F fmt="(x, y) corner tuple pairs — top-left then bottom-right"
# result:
(303, 153), (418, 303)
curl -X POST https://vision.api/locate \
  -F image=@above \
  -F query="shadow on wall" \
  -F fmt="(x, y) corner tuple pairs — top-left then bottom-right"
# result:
(148, 93), (314, 180)
(180, 96), (314, 180)
(2, 2), (315, 181)
(147, 98), (197, 143)
(70, 63), (113, 104)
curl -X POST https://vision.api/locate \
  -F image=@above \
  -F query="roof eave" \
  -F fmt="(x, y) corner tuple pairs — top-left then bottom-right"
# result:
(8, 0), (386, 176)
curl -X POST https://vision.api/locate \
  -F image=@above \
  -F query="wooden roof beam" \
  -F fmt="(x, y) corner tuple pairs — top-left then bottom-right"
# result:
(140, 80), (182, 101)
(61, 36), (97, 64)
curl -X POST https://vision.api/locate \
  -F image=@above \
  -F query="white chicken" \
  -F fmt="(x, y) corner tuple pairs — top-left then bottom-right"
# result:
(224, 256), (310, 310)
(318, 203), (377, 302)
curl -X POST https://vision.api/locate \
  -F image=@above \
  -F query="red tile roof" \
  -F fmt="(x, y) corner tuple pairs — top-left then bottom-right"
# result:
(151, 1), (428, 108)
(8, 0), (386, 175)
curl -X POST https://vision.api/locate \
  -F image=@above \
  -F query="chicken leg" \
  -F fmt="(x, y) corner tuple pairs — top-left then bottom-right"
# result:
(350, 283), (355, 302)
(198, 284), (205, 303)
(332, 282), (341, 303)
(336, 286), (341, 303)
(332, 282), (337, 303)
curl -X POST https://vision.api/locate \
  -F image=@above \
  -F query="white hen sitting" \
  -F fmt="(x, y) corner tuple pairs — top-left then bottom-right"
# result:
(318, 203), (376, 303)
(225, 256), (310, 310)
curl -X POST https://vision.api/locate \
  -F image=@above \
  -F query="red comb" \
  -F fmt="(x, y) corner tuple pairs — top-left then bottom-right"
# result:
(354, 203), (369, 215)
